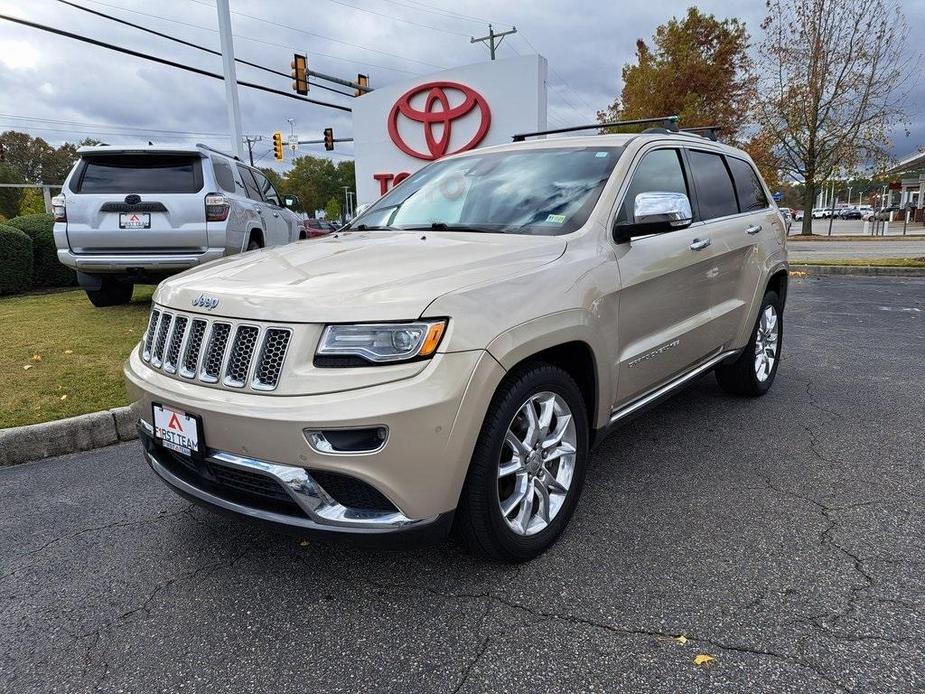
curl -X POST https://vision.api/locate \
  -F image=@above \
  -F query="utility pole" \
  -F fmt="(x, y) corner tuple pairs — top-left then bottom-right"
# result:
(216, 0), (244, 159)
(470, 24), (517, 60)
(243, 135), (262, 166)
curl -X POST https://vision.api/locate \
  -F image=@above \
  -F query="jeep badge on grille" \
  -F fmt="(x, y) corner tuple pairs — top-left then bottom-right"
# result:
(192, 294), (219, 310)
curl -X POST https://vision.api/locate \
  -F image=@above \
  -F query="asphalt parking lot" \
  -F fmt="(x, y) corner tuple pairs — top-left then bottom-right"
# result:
(2, 275), (923, 693)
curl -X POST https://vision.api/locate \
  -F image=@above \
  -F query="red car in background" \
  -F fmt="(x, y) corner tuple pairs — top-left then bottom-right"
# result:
(301, 218), (336, 238)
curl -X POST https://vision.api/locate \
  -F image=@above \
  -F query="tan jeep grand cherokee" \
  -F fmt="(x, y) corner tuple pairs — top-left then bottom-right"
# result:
(126, 130), (788, 561)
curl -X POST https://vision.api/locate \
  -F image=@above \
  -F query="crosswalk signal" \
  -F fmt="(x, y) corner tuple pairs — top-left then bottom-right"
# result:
(272, 131), (284, 161)
(290, 53), (308, 95)
(354, 74), (369, 97)
(323, 127), (334, 151)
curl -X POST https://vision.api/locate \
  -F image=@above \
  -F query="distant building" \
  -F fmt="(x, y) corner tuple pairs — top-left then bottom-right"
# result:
(886, 150), (925, 222)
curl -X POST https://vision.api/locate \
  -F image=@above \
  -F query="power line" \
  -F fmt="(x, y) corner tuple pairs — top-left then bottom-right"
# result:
(187, 0), (446, 70)
(54, 0), (354, 98)
(0, 14), (352, 113)
(0, 113), (232, 137)
(318, 0), (470, 37)
(75, 0), (424, 76)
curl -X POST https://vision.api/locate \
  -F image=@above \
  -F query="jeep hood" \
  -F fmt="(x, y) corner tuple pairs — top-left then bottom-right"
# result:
(154, 230), (567, 322)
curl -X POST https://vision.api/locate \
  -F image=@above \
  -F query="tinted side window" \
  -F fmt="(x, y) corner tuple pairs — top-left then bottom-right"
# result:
(211, 157), (236, 194)
(617, 148), (687, 224)
(251, 170), (281, 206)
(727, 157), (768, 212)
(688, 150), (738, 220)
(236, 165), (263, 201)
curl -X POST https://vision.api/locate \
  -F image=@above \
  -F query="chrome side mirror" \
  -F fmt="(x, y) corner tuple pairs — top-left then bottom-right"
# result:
(634, 191), (693, 227)
(615, 191), (694, 243)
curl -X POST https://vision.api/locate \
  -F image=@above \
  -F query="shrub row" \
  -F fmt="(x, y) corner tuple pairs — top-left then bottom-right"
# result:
(0, 213), (76, 292)
(0, 224), (33, 294)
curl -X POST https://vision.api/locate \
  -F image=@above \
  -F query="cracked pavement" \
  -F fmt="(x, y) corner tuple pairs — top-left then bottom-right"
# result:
(1, 275), (923, 693)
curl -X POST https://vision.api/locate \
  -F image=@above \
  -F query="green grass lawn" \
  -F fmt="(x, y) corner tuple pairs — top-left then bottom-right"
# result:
(0, 287), (153, 429)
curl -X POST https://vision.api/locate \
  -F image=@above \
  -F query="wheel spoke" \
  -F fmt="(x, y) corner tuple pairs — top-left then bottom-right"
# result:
(514, 483), (535, 533)
(500, 474), (528, 516)
(537, 395), (556, 436)
(542, 414), (572, 449)
(498, 456), (525, 478)
(543, 441), (576, 464)
(505, 429), (530, 458)
(544, 471), (568, 495)
(534, 478), (551, 523)
(522, 400), (540, 447)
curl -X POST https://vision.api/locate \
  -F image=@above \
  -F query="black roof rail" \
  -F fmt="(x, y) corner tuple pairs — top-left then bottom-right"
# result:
(512, 116), (680, 142)
(679, 126), (722, 142)
(195, 143), (241, 161)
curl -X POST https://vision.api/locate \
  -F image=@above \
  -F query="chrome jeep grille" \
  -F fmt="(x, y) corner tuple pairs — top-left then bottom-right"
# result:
(142, 308), (291, 391)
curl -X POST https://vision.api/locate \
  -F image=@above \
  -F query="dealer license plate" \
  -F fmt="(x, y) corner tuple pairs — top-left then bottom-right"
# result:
(119, 212), (150, 229)
(152, 404), (201, 456)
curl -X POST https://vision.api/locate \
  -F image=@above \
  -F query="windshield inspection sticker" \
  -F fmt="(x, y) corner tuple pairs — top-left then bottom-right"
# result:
(595, 151), (609, 157)
(546, 214), (567, 224)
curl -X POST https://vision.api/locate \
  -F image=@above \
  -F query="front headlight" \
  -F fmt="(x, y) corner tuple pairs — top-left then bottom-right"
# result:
(316, 320), (447, 365)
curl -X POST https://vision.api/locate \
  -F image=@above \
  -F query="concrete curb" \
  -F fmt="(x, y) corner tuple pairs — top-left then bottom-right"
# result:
(0, 403), (140, 467)
(791, 264), (925, 277)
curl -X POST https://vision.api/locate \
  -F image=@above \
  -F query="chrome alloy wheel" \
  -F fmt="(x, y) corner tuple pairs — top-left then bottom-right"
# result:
(754, 305), (779, 382)
(497, 392), (577, 536)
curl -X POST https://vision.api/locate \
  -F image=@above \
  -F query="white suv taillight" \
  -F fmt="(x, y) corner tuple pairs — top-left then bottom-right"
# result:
(52, 194), (66, 222)
(205, 193), (230, 222)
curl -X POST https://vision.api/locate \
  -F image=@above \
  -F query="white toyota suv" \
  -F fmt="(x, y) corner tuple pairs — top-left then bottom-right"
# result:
(53, 144), (304, 307)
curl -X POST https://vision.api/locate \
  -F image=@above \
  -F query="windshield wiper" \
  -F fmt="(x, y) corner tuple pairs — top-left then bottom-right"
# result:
(402, 222), (505, 233)
(352, 223), (399, 231)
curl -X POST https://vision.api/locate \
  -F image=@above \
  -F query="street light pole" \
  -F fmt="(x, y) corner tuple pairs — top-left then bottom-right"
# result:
(216, 0), (244, 159)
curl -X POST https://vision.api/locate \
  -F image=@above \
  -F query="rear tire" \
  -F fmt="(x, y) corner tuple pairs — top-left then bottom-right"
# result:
(715, 290), (782, 396)
(246, 237), (262, 251)
(85, 277), (134, 307)
(455, 363), (589, 562)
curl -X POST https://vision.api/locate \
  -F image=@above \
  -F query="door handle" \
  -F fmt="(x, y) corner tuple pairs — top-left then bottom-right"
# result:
(746, 224), (762, 235)
(272, 212), (280, 218)
(689, 238), (712, 251)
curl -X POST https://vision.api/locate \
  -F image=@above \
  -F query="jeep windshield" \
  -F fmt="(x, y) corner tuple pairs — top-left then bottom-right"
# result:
(348, 146), (624, 236)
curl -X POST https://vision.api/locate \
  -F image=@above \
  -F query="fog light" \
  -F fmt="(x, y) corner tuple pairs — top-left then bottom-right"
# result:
(304, 427), (388, 454)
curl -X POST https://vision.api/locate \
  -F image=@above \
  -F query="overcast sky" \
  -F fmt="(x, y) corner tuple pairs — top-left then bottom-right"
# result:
(0, 0), (922, 176)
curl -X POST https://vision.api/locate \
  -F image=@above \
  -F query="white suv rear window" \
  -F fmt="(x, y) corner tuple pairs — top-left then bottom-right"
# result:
(76, 154), (203, 193)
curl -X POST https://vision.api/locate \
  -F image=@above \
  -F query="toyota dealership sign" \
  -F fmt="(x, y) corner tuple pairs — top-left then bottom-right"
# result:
(352, 55), (548, 204)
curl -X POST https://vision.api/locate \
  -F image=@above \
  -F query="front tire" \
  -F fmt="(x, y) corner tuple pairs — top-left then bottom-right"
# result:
(715, 290), (782, 396)
(455, 363), (589, 562)
(85, 277), (133, 307)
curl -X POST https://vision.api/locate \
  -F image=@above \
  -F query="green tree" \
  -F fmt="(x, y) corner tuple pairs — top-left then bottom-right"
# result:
(324, 197), (341, 221)
(19, 187), (46, 215)
(598, 8), (754, 139)
(0, 132), (96, 184)
(277, 156), (354, 215)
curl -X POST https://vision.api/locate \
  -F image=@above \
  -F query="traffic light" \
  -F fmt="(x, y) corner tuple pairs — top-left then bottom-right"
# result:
(290, 53), (308, 95)
(323, 127), (334, 151)
(354, 74), (369, 97)
(272, 131), (284, 161)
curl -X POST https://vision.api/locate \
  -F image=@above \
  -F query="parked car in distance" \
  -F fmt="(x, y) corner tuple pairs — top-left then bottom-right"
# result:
(302, 218), (334, 238)
(873, 206), (901, 221)
(857, 204), (874, 220)
(838, 207), (862, 220)
(53, 144), (304, 307)
(126, 130), (789, 561)
(793, 209), (804, 221)
(811, 208), (826, 219)
(778, 207), (793, 231)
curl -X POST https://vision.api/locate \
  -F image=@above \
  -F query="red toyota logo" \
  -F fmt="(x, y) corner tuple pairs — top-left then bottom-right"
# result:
(388, 81), (491, 161)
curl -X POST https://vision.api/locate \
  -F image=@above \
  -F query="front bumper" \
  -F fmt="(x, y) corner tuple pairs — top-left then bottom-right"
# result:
(57, 248), (226, 273)
(125, 347), (506, 523)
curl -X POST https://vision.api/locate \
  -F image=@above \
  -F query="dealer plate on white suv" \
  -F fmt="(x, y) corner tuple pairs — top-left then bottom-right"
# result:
(152, 404), (201, 456)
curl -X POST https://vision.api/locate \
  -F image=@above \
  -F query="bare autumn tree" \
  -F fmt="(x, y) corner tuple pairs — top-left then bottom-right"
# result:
(756, 0), (908, 235)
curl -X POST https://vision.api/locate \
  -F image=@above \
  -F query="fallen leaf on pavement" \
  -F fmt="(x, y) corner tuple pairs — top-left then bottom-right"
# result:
(675, 635), (688, 646)
(31, 354), (43, 362)
(693, 654), (715, 666)
(299, 540), (310, 547)
(23, 364), (33, 371)
(790, 271), (807, 278)
(60, 394), (68, 401)
(64, 349), (74, 355)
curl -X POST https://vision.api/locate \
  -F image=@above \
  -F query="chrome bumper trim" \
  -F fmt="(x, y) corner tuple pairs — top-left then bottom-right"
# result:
(58, 249), (224, 272)
(142, 427), (435, 533)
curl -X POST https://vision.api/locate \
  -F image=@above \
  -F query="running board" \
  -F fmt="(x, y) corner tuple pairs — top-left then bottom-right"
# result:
(609, 350), (739, 426)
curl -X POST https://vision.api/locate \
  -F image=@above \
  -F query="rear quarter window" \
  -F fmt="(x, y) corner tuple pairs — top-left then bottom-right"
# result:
(727, 157), (769, 212)
(211, 157), (237, 194)
(75, 154), (203, 193)
(688, 150), (738, 220)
